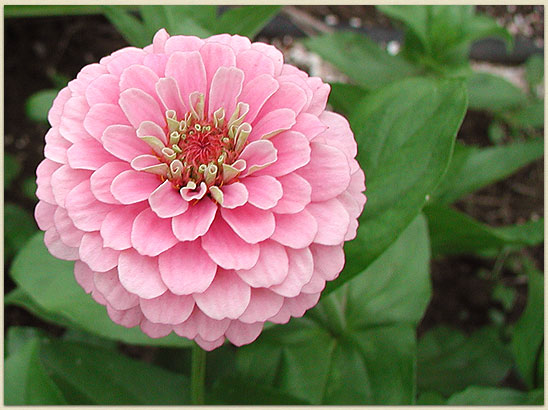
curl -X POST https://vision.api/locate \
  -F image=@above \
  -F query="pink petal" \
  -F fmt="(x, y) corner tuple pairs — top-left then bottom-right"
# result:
(34, 201), (56, 231)
(307, 198), (350, 246)
(64, 180), (113, 232)
(118, 249), (167, 298)
(50, 166), (91, 207)
(140, 292), (195, 325)
(206, 33), (251, 54)
(100, 203), (146, 250)
(165, 51), (207, 107)
(317, 111), (357, 158)
(220, 204), (275, 244)
(193, 269), (251, 320)
(225, 321), (264, 346)
(36, 159), (62, 204)
(236, 49), (275, 84)
(119, 64), (160, 100)
(106, 304), (143, 328)
(174, 307), (230, 341)
(292, 112), (327, 141)
(155, 77), (186, 117)
(238, 140), (277, 176)
(297, 142), (351, 202)
(136, 120), (168, 145)
(85, 74), (120, 106)
(110, 169), (160, 204)
(68, 63), (108, 96)
(131, 208), (178, 257)
(149, 180), (189, 218)
(271, 209), (318, 249)
(238, 74), (279, 123)
(44, 228), (79, 260)
(199, 43), (236, 102)
(93, 268), (139, 310)
(79, 232), (119, 272)
(220, 182), (248, 209)
(256, 130), (310, 177)
(171, 197), (218, 241)
(194, 335), (225, 351)
(270, 247), (314, 297)
(300, 271), (326, 294)
(208, 66), (244, 119)
(59, 96), (91, 143)
(67, 138), (118, 170)
(201, 216), (259, 270)
(238, 288), (284, 323)
(140, 321), (172, 338)
(102, 125), (150, 162)
(74, 260), (95, 293)
(152, 28), (170, 53)
(158, 241), (217, 295)
(241, 175), (282, 210)
(306, 77), (330, 116)
(164, 35), (204, 54)
(143, 53), (168, 77)
(272, 173), (311, 214)
(248, 108), (296, 142)
(105, 47), (146, 76)
(54, 207), (84, 247)
(236, 240), (288, 287)
(90, 162), (130, 204)
(44, 128), (70, 164)
(250, 42), (283, 76)
(119, 88), (165, 129)
(84, 103), (130, 140)
(257, 81), (307, 119)
(48, 87), (71, 127)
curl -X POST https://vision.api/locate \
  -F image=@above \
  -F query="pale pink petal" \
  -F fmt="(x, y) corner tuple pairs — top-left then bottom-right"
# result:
(208, 66), (244, 119)
(79, 232), (119, 272)
(44, 128), (70, 164)
(50, 166), (91, 207)
(286, 292), (322, 317)
(85, 74), (120, 106)
(107, 304), (143, 328)
(34, 201), (56, 231)
(292, 112), (327, 141)
(220, 204), (275, 244)
(173, 307), (230, 341)
(241, 175), (282, 210)
(119, 64), (160, 100)
(74, 260), (95, 293)
(36, 159), (62, 204)
(44, 228), (79, 260)
(152, 28), (170, 53)
(306, 77), (330, 116)
(271, 173), (311, 214)
(59, 96), (91, 143)
(118, 249), (167, 298)
(105, 47), (146, 76)
(267, 304), (291, 324)
(300, 271), (326, 294)
(238, 74), (279, 123)
(140, 320), (172, 338)
(54, 206), (84, 247)
(225, 321), (264, 346)
(310, 244), (345, 281)
(193, 269), (251, 320)
(317, 111), (357, 158)
(102, 125), (150, 162)
(235, 240), (288, 287)
(64, 180), (113, 231)
(194, 335), (225, 351)
(131, 208), (178, 257)
(238, 140), (277, 176)
(143, 53), (168, 77)
(136, 120), (168, 145)
(307, 198), (350, 246)
(149, 180), (189, 218)
(199, 43), (236, 102)
(297, 142), (351, 202)
(171, 197), (218, 241)
(140, 292), (194, 325)
(165, 51), (207, 106)
(220, 182), (248, 209)
(100, 203), (146, 250)
(250, 42), (283, 76)
(158, 241), (217, 295)
(257, 81), (307, 120)
(110, 170), (160, 204)
(201, 216), (259, 270)
(206, 33), (251, 54)
(155, 77), (186, 117)
(270, 247), (314, 297)
(68, 63), (108, 96)
(181, 181), (207, 201)
(93, 268), (139, 310)
(119, 88), (165, 129)
(248, 108), (296, 142)
(238, 288), (284, 323)
(90, 162), (130, 204)
(67, 138), (118, 170)
(256, 130), (310, 177)
(48, 87), (71, 127)
(337, 191), (362, 240)
(84, 103), (130, 140)
(236, 49), (275, 84)
(164, 35), (204, 54)
(271, 209), (318, 249)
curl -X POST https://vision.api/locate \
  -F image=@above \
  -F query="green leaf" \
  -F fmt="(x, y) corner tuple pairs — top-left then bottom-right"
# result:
(5, 5), (137, 17)
(417, 326), (513, 397)
(4, 152), (22, 189)
(447, 386), (544, 405)
(511, 263), (544, 388)
(40, 339), (190, 404)
(376, 5), (429, 51)
(4, 203), (37, 261)
(25, 89), (58, 123)
(237, 215), (430, 404)
(467, 72), (528, 112)
(217, 6), (281, 39)
(22, 176), (38, 200)
(5, 335), (66, 405)
(102, 6), (150, 48)
(302, 31), (419, 91)
(9, 232), (192, 347)
(431, 138), (544, 205)
(525, 54), (544, 89)
(158, 5), (214, 38)
(505, 99), (545, 129)
(6, 326), (45, 357)
(330, 77), (466, 292)
(424, 205), (544, 257)
(416, 391), (446, 405)
(327, 82), (368, 116)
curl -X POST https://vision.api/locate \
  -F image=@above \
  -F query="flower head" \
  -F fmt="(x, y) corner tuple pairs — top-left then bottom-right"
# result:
(35, 29), (366, 350)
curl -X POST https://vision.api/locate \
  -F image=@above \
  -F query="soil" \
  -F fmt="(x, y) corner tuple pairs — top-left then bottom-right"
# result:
(3, 5), (544, 380)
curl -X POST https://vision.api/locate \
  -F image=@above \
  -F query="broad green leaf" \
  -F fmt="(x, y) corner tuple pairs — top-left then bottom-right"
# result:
(6, 326), (45, 357)
(424, 205), (544, 257)
(327, 82), (368, 116)
(447, 386), (544, 405)
(217, 6), (281, 39)
(25, 89), (58, 123)
(40, 339), (190, 404)
(431, 138), (544, 205)
(102, 6), (150, 48)
(467, 72), (527, 112)
(376, 5), (429, 51)
(4, 203), (37, 261)
(5, 336), (66, 405)
(9, 232), (192, 347)
(4, 152), (22, 189)
(237, 215), (430, 404)
(525, 54), (544, 89)
(416, 391), (446, 405)
(505, 99), (544, 129)
(302, 31), (419, 91)
(4, 5), (137, 17)
(159, 5), (214, 38)
(22, 176), (38, 200)
(417, 326), (513, 397)
(329, 77), (466, 293)
(511, 263), (544, 388)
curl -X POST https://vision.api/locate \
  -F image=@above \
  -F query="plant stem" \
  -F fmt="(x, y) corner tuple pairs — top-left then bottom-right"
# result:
(190, 343), (206, 405)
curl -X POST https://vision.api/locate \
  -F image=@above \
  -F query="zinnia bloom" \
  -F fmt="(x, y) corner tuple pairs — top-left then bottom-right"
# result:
(35, 29), (366, 350)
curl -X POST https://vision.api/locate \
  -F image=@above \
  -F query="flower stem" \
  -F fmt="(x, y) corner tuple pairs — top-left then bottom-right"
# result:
(190, 343), (206, 405)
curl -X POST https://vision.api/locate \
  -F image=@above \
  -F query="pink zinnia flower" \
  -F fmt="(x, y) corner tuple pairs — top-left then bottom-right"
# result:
(35, 29), (366, 350)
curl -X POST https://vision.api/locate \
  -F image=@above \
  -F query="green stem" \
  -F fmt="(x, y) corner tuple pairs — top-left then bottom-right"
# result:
(190, 343), (206, 405)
